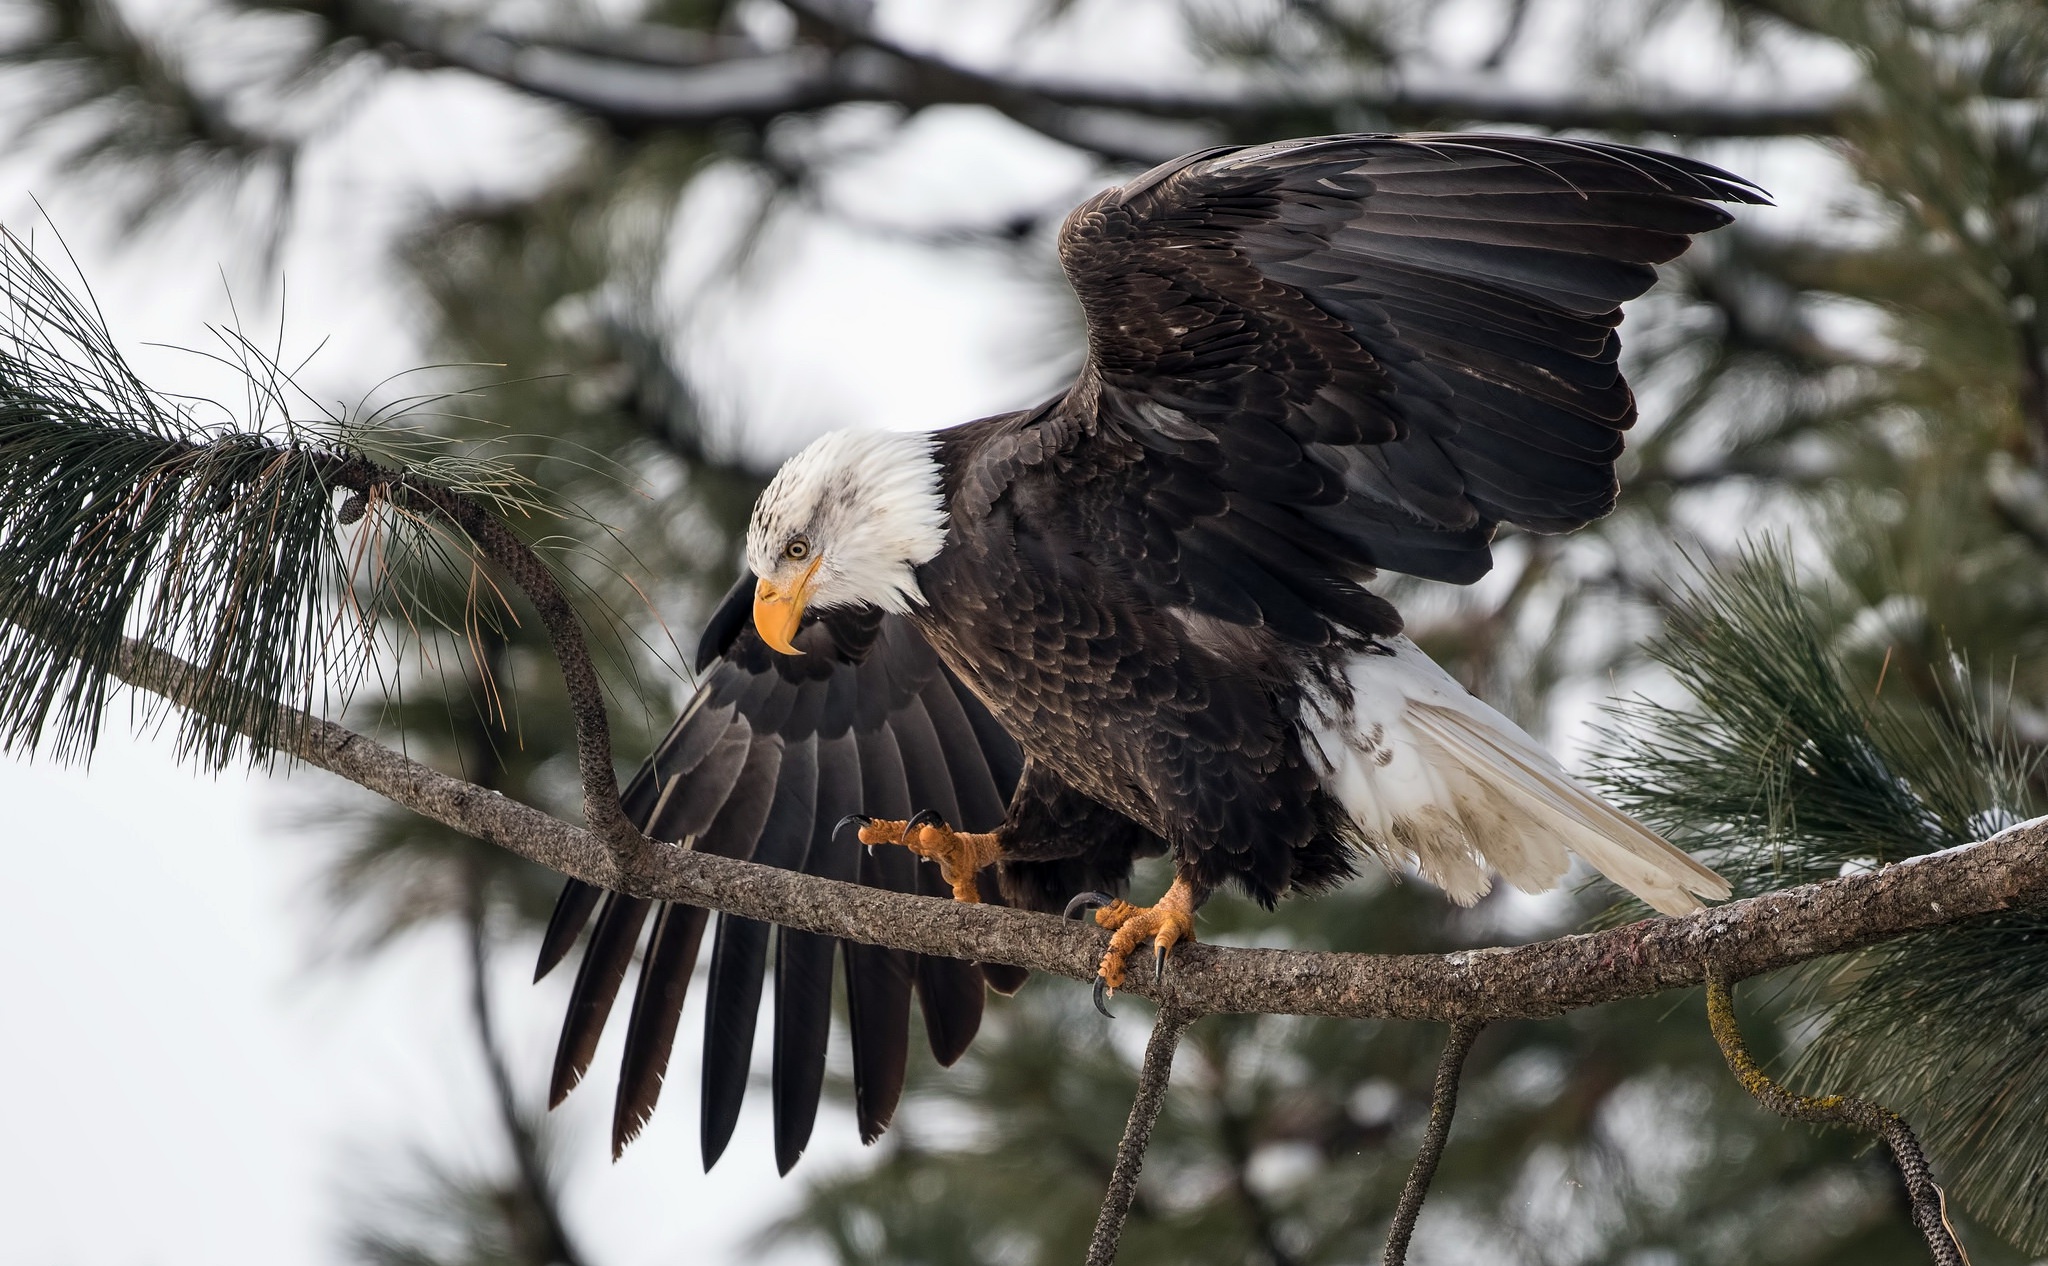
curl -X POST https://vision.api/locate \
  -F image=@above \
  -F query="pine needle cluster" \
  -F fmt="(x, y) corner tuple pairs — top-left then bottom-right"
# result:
(1597, 546), (2048, 1249)
(0, 227), (539, 769)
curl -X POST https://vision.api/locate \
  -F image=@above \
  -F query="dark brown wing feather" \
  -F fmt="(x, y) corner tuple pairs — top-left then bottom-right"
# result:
(613, 902), (709, 1157)
(535, 571), (1027, 1168)
(547, 892), (650, 1108)
(1051, 132), (1767, 623)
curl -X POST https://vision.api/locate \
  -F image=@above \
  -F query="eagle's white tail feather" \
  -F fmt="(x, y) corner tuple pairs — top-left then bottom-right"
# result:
(1304, 637), (1729, 916)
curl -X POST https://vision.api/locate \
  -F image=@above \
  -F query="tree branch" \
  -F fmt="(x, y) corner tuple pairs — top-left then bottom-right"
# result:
(324, 460), (646, 858)
(1382, 1020), (1483, 1266)
(320, 0), (1861, 162)
(78, 622), (2048, 1025)
(1706, 970), (1969, 1266)
(1086, 1001), (1195, 1266)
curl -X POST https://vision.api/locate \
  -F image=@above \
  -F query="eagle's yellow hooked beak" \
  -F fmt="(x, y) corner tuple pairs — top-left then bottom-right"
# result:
(753, 559), (821, 655)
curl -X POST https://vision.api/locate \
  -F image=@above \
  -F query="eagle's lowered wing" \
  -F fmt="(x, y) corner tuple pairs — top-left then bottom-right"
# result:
(535, 572), (1025, 1172)
(1050, 133), (1767, 634)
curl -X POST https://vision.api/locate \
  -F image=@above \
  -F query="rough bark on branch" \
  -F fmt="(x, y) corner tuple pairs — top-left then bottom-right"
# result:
(1707, 970), (1969, 1266)
(92, 626), (2048, 1024)
(1382, 1020), (1483, 1265)
(1086, 1002), (1195, 1266)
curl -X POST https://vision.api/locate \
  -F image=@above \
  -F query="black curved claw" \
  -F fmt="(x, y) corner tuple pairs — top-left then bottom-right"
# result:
(1063, 891), (1118, 921)
(834, 814), (876, 854)
(833, 813), (873, 837)
(1154, 943), (1170, 986)
(905, 808), (948, 834)
(1093, 975), (1114, 1018)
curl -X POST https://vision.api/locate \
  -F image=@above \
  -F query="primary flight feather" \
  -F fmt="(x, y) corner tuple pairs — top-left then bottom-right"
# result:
(538, 132), (1763, 1172)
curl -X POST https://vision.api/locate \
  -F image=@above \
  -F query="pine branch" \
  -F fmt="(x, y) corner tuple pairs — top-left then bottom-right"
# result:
(1596, 545), (2048, 1248)
(39, 605), (2045, 1265)
(12, 237), (2048, 1256)
(11, 455), (2048, 1262)
(0, 227), (340, 767)
(0, 227), (641, 845)
(33, 603), (2048, 1023)
(1802, 912), (2048, 1252)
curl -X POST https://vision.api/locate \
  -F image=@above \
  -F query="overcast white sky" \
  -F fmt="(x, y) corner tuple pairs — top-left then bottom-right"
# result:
(0, 1), (1862, 1263)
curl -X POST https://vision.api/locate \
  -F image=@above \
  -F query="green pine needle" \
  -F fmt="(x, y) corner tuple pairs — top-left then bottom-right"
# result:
(0, 225), (543, 769)
(1595, 544), (2028, 895)
(1805, 911), (2048, 1253)
(1595, 544), (2048, 1250)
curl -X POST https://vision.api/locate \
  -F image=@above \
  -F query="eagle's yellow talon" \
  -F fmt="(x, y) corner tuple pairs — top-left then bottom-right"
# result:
(854, 814), (1000, 903)
(1090, 877), (1199, 998)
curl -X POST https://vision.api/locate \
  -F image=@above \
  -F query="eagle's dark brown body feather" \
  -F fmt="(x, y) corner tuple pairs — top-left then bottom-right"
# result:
(919, 406), (1354, 907)
(537, 133), (1765, 1173)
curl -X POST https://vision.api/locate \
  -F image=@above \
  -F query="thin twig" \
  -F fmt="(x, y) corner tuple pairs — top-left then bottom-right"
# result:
(1705, 968), (1970, 1266)
(1382, 1020), (1484, 1266)
(1087, 1002), (1196, 1266)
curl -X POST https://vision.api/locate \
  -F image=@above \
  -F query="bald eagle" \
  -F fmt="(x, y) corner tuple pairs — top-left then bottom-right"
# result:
(538, 132), (1761, 1171)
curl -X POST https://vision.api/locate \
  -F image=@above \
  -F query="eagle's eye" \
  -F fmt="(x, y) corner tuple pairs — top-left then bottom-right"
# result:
(784, 538), (810, 561)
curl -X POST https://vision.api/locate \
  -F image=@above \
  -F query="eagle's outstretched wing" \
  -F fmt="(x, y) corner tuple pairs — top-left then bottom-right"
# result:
(535, 573), (1026, 1172)
(1037, 132), (1766, 640)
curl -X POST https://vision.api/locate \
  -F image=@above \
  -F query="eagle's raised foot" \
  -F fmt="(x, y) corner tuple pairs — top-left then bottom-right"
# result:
(839, 810), (1000, 903)
(1077, 876), (1199, 1014)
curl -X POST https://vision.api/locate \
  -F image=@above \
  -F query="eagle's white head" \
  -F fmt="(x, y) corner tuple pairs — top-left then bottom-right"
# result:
(744, 427), (949, 653)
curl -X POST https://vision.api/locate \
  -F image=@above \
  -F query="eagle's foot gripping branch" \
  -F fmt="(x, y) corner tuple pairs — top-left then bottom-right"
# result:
(1066, 876), (1199, 1015)
(840, 811), (1001, 903)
